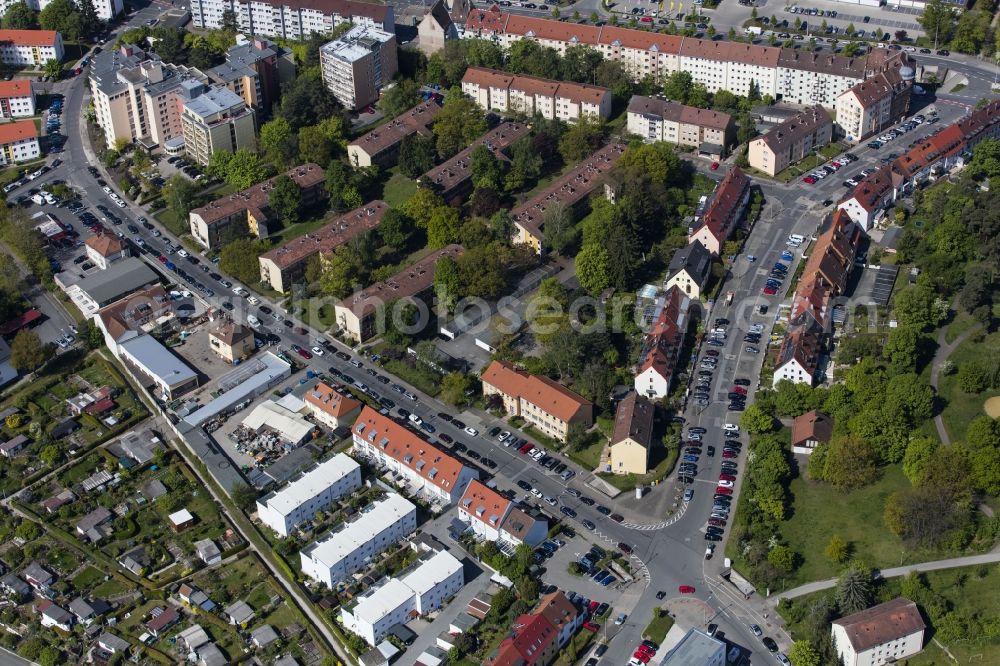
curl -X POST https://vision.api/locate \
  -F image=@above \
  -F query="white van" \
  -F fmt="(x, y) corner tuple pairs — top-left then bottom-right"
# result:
(788, 234), (805, 244)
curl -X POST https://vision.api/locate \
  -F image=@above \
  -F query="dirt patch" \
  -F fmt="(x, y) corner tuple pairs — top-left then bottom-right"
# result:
(984, 396), (1000, 419)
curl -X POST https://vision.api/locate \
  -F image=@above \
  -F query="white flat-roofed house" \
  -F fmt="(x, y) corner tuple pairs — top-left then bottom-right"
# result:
(832, 598), (925, 666)
(256, 453), (362, 537)
(457, 479), (512, 542)
(352, 407), (477, 506)
(300, 493), (417, 588)
(340, 550), (463, 645)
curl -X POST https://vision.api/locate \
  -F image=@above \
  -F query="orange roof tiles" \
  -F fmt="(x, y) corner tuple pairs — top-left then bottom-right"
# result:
(340, 244), (464, 317)
(84, 234), (125, 257)
(0, 119), (36, 144)
(482, 360), (592, 423)
(304, 382), (362, 418)
(353, 406), (470, 494)
(0, 30), (59, 47)
(459, 479), (512, 529)
(638, 285), (688, 379)
(259, 201), (388, 270)
(692, 166), (750, 244)
(0, 79), (31, 98)
(791, 409), (833, 448)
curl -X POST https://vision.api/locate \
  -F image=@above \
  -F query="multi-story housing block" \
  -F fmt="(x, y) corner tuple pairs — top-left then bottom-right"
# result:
(300, 493), (417, 588)
(0, 30), (64, 67)
(420, 121), (529, 202)
(461, 67), (612, 122)
(834, 66), (912, 143)
(319, 25), (397, 110)
(0, 120), (39, 165)
(626, 95), (733, 157)
(347, 99), (441, 168)
(481, 360), (593, 442)
(206, 38), (296, 116)
(189, 163), (326, 249)
(687, 166), (751, 255)
(189, 0), (394, 39)
(748, 105), (833, 176)
(180, 85), (257, 166)
(832, 598), (925, 666)
(634, 286), (689, 399)
(0, 80), (34, 118)
(256, 454), (362, 537)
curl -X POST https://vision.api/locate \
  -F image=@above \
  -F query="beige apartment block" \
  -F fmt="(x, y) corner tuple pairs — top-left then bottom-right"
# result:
(461, 67), (612, 122)
(626, 95), (733, 157)
(748, 105), (833, 176)
(319, 25), (397, 110)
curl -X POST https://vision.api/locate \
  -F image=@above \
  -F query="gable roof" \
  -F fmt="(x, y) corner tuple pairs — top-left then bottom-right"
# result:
(463, 66), (610, 106)
(481, 360), (591, 422)
(500, 507), (541, 541)
(304, 382), (362, 418)
(459, 479), (512, 529)
(627, 95), (733, 132)
(84, 234), (125, 257)
(690, 166), (750, 244)
(96, 285), (172, 342)
(637, 286), (689, 379)
(0, 119), (36, 145)
(348, 100), (441, 157)
(0, 29), (60, 47)
(611, 392), (654, 449)
(190, 163), (324, 226)
(209, 319), (253, 346)
(353, 407), (470, 494)
(535, 591), (578, 634)
(755, 105), (831, 154)
(259, 201), (388, 270)
(833, 598), (925, 652)
(791, 409), (834, 446)
(775, 325), (822, 376)
(667, 239), (712, 285)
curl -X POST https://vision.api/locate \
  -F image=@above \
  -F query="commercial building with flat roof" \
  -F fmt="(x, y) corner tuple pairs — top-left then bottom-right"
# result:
(256, 453), (362, 537)
(334, 244), (464, 343)
(348, 99), (441, 168)
(300, 492), (417, 588)
(259, 201), (388, 293)
(461, 67), (611, 122)
(748, 105), (833, 176)
(319, 25), (397, 110)
(182, 352), (292, 426)
(117, 334), (198, 400)
(207, 38), (296, 115)
(189, 163), (326, 249)
(662, 628), (726, 666)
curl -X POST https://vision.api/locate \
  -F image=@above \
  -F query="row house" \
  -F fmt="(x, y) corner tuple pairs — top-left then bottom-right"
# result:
(0, 79), (34, 118)
(687, 166), (751, 255)
(255, 453), (362, 537)
(634, 285), (690, 399)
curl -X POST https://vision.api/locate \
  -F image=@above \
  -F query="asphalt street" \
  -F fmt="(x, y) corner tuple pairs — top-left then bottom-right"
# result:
(18, 3), (1000, 664)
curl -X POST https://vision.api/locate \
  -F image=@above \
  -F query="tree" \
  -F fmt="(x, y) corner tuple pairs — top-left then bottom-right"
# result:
(259, 117), (296, 167)
(402, 188), (446, 228)
(471, 144), (505, 191)
(958, 362), (988, 393)
(269, 174), (302, 225)
(41, 58), (62, 81)
(902, 437), (938, 485)
(219, 238), (263, 285)
(569, 244), (610, 297)
(441, 372), (474, 405)
(558, 116), (604, 162)
(163, 173), (201, 220)
(740, 403), (775, 434)
(427, 206), (461, 248)
(217, 149), (269, 190)
(278, 68), (338, 130)
(378, 208), (413, 252)
(39, 444), (61, 466)
(883, 325), (923, 374)
(230, 484), (257, 512)
(298, 116), (345, 167)
(884, 486), (966, 546)
(823, 436), (879, 490)
(37, 647), (61, 666)
(663, 70), (693, 103)
(3, 3), (37, 29)
(9, 329), (44, 372)
(398, 132), (437, 178)
(378, 78), (422, 119)
(824, 535), (849, 564)
(917, 0), (956, 47)
(787, 640), (821, 666)
(767, 545), (798, 572)
(433, 91), (487, 159)
(836, 565), (874, 615)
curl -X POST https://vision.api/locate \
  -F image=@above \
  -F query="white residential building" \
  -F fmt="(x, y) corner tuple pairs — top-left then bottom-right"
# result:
(0, 79), (34, 118)
(832, 598), (925, 666)
(772, 326), (822, 387)
(0, 30), (64, 67)
(461, 67), (612, 122)
(0, 120), (39, 165)
(21, 0), (122, 21)
(340, 550), (464, 645)
(256, 453), (362, 537)
(352, 407), (477, 506)
(319, 25), (398, 110)
(189, 0), (395, 39)
(300, 493), (417, 588)
(457, 480), (512, 542)
(834, 67), (912, 143)
(634, 286), (690, 400)
(180, 85), (257, 166)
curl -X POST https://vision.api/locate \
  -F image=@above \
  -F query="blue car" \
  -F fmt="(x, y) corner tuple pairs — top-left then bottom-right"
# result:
(420, 422), (436, 433)
(683, 455), (699, 462)
(781, 251), (793, 261)
(601, 575), (617, 586)
(592, 569), (606, 581)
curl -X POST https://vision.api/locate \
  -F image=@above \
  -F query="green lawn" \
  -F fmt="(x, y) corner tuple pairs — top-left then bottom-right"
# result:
(382, 358), (441, 397)
(71, 565), (105, 590)
(381, 172), (418, 207)
(564, 435), (605, 471)
(777, 465), (914, 586)
(936, 329), (1000, 444)
(642, 609), (675, 644)
(154, 207), (187, 237)
(943, 311), (978, 344)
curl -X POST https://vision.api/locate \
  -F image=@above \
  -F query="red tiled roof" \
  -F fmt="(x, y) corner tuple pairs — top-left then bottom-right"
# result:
(340, 245), (464, 318)
(0, 30), (59, 47)
(348, 99), (441, 157)
(259, 201), (388, 270)
(691, 166), (750, 244)
(84, 234), (125, 257)
(0, 79), (31, 98)
(481, 360), (592, 423)
(305, 382), (361, 418)
(776, 325), (822, 376)
(459, 479), (512, 529)
(464, 67), (610, 106)
(638, 286), (688, 380)
(0, 119), (36, 145)
(791, 409), (833, 447)
(833, 598), (925, 652)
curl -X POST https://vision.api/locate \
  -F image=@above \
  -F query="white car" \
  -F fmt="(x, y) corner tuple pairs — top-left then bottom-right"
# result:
(233, 286), (247, 296)
(408, 413), (422, 426)
(718, 479), (734, 488)
(544, 495), (557, 506)
(102, 186), (112, 194)
(464, 426), (479, 437)
(310, 346), (325, 356)
(247, 296), (259, 305)
(530, 488), (543, 498)
(177, 249), (189, 258)
(114, 200), (126, 208)
(723, 423), (739, 432)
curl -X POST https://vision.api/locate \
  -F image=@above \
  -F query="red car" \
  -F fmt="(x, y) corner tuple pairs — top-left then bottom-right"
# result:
(296, 347), (313, 360)
(678, 585), (696, 594)
(708, 518), (726, 527)
(763, 286), (777, 295)
(633, 650), (652, 663)
(583, 621), (600, 632)
(710, 161), (720, 171)
(640, 15), (652, 22)
(803, 176), (817, 184)
(715, 486), (733, 495)
(722, 451), (738, 459)
(635, 645), (654, 658)
(589, 600), (600, 614)
(157, 255), (167, 263)
(719, 474), (737, 482)
(518, 443), (533, 454)
(731, 386), (747, 395)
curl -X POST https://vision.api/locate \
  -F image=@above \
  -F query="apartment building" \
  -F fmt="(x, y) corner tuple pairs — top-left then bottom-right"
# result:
(189, 0), (394, 39)
(0, 120), (39, 165)
(481, 360), (593, 442)
(461, 66), (612, 122)
(180, 85), (257, 166)
(835, 66), (913, 143)
(773, 325), (823, 387)
(351, 406), (477, 505)
(258, 200), (388, 293)
(207, 320), (255, 362)
(607, 392), (655, 476)
(634, 286), (690, 399)
(334, 244), (464, 343)
(89, 45), (207, 150)
(463, 7), (908, 106)
(486, 592), (579, 666)
(687, 166), (751, 255)
(417, 0), (467, 55)
(420, 121), (529, 202)
(347, 99), (441, 168)
(839, 99), (1000, 230)
(207, 38), (296, 116)
(665, 240), (712, 299)
(189, 163), (326, 250)
(0, 80), (34, 118)
(626, 95), (733, 157)
(300, 492), (417, 588)
(0, 30), (63, 67)
(84, 234), (129, 270)
(340, 550), (463, 645)
(832, 598), (925, 666)
(512, 142), (625, 253)
(256, 453), (362, 537)
(319, 25), (397, 110)
(748, 105), (833, 176)
(458, 479), (512, 542)
(303, 381), (362, 430)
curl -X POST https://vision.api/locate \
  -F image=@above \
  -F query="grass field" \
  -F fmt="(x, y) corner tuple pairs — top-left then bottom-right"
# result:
(71, 565), (105, 590)
(381, 172), (418, 207)
(936, 329), (1000, 444)
(778, 465), (915, 586)
(943, 311), (979, 344)
(643, 609), (675, 644)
